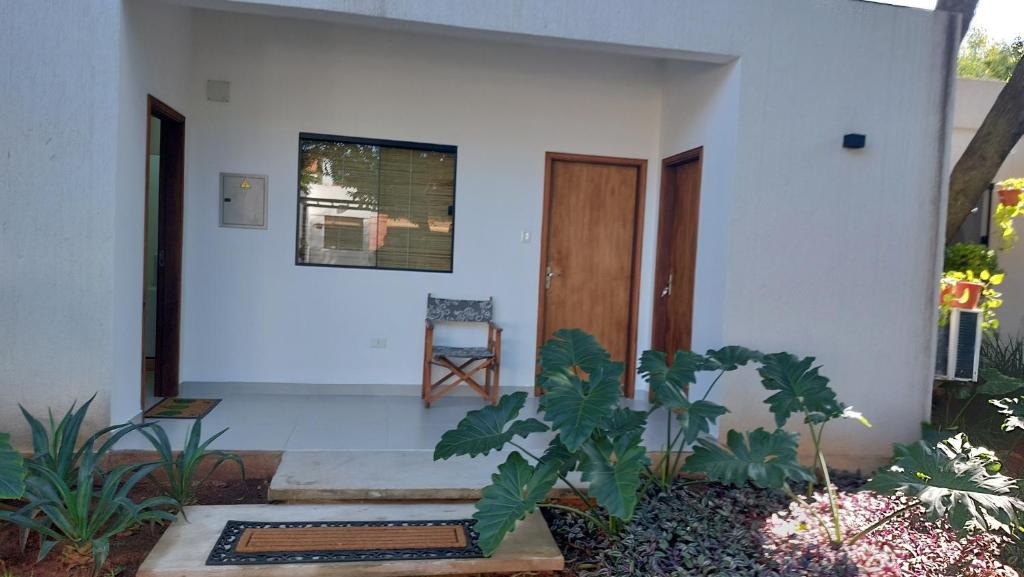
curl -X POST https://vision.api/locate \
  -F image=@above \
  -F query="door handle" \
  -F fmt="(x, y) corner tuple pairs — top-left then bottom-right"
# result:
(545, 266), (560, 290)
(660, 273), (673, 297)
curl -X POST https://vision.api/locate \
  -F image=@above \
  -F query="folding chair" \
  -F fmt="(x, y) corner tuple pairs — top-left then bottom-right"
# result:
(422, 294), (502, 407)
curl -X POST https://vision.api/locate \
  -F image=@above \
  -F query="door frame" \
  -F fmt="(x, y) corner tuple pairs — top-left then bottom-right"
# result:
(650, 147), (703, 365)
(536, 151), (647, 398)
(141, 95), (186, 406)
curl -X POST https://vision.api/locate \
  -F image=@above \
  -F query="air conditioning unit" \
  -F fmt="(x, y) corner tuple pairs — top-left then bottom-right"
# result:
(935, 308), (983, 381)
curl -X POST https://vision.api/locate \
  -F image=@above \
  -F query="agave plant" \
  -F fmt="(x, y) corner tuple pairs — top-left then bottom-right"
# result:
(19, 395), (146, 487)
(138, 419), (244, 506)
(434, 329), (648, 556)
(0, 438), (177, 575)
(0, 433), (26, 500)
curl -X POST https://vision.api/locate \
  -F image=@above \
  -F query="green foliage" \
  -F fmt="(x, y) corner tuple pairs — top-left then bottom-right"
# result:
(0, 440), (176, 575)
(983, 332), (1024, 380)
(944, 242), (1001, 275)
(537, 328), (610, 386)
(436, 329), (647, 557)
(704, 346), (763, 371)
(434, 392), (547, 460)
(638, 350), (706, 409)
(539, 364), (622, 451)
(990, 396), (1024, 432)
(138, 418), (245, 507)
(472, 452), (559, 556)
(0, 433), (26, 500)
(863, 436), (1024, 535)
(579, 431), (647, 519)
(683, 428), (813, 490)
(19, 396), (144, 487)
(976, 367), (1024, 396)
(757, 353), (844, 426)
(958, 28), (1023, 82)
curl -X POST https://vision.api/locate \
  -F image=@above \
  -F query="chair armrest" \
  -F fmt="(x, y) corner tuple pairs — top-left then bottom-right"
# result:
(425, 319), (434, 330)
(488, 321), (502, 333)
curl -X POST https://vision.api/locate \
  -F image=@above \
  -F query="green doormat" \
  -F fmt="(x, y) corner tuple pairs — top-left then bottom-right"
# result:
(144, 398), (221, 419)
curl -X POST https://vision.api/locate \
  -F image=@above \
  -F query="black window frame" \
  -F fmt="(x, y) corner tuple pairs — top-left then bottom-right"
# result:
(294, 132), (458, 274)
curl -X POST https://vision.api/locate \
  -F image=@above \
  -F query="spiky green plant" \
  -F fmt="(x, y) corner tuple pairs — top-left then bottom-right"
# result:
(138, 419), (244, 507)
(0, 439), (177, 576)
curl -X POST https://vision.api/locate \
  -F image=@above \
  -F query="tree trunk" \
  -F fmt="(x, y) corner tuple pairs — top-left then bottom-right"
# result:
(946, 57), (1024, 241)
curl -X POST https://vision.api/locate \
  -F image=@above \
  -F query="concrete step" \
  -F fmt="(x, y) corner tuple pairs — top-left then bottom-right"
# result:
(269, 450), (585, 502)
(138, 503), (563, 577)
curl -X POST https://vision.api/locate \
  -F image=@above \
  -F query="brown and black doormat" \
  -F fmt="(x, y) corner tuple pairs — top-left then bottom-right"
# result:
(144, 398), (221, 420)
(206, 519), (483, 565)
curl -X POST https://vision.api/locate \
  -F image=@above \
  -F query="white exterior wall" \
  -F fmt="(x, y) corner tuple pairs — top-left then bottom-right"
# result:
(180, 10), (664, 390)
(951, 78), (1024, 336)
(113, 0), (193, 424)
(0, 0), (122, 448)
(0, 0), (957, 467)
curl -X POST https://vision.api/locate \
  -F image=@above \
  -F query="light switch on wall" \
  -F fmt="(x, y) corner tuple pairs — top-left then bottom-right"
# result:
(520, 230), (531, 243)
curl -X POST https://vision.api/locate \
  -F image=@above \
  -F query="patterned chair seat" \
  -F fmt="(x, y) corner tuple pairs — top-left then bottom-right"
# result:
(432, 346), (495, 359)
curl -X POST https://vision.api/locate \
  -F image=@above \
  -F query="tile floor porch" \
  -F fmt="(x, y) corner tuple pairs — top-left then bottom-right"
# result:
(116, 382), (667, 453)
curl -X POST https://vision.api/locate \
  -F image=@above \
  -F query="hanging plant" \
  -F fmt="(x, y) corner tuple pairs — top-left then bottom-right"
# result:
(994, 178), (1024, 249)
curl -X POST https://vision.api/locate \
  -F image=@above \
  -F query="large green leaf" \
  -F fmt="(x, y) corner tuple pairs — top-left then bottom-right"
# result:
(540, 364), (622, 451)
(579, 432), (648, 520)
(977, 367), (1024, 396)
(638, 350), (706, 409)
(472, 452), (559, 556)
(991, 396), (1024, 431)
(538, 329), (611, 382)
(605, 407), (647, 437)
(757, 353), (843, 427)
(682, 428), (813, 490)
(0, 433), (26, 500)
(863, 438), (1024, 534)
(678, 400), (729, 445)
(704, 346), (763, 371)
(435, 392), (548, 460)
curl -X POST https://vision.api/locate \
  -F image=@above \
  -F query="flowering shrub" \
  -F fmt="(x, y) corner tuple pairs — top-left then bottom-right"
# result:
(763, 491), (1015, 577)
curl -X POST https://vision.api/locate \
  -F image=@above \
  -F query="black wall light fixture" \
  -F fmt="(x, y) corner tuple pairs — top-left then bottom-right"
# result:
(843, 133), (866, 149)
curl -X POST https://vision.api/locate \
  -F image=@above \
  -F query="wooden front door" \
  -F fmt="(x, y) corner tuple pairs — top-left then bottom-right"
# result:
(537, 152), (647, 398)
(651, 148), (703, 361)
(143, 96), (185, 402)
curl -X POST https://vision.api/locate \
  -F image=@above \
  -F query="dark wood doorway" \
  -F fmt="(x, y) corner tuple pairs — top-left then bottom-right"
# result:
(537, 152), (647, 398)
(651, 147), (703, 366)
(142, 96), (185, 405)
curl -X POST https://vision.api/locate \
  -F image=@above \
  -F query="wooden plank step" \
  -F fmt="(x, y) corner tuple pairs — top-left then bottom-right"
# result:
(138, 503), (564, 577)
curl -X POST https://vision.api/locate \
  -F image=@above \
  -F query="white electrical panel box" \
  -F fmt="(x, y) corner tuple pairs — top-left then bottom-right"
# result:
(220, 173), (267, 229)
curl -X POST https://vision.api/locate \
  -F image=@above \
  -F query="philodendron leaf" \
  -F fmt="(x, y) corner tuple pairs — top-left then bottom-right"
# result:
(540, 363), (622, 451)
(678, 400), (729, 445)
(472, 452), (559, 556)
(704, 346), (763, 371)
(682, 428), (814, 490)
(580, 432), (648, 520)
(863, 438), (1024, 535)
(977, 367), (1024, 396)
(605, 407), (647, 437)
(434, 392), (548, 460)
(0, 433), (26, 499)
(991, 397), (1024, 432)
(538, 328), (611, 383)
(638, 350), (706, 409)
(758, 353), (843, 427)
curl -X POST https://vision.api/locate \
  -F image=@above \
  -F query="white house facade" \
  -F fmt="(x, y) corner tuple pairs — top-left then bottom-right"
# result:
(0, 0), (961, 469)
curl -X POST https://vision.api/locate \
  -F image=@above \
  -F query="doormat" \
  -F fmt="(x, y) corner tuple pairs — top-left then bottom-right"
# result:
(144, 398), (221, 419)
(206, 519), (482, 565)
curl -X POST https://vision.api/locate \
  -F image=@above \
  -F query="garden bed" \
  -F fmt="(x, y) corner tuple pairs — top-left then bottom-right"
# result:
(0, 475), (270, 577)
(544, 474), (1020, 577)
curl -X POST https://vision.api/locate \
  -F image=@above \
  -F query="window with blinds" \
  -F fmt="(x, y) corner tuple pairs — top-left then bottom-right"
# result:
(296, 133), (456, 272)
